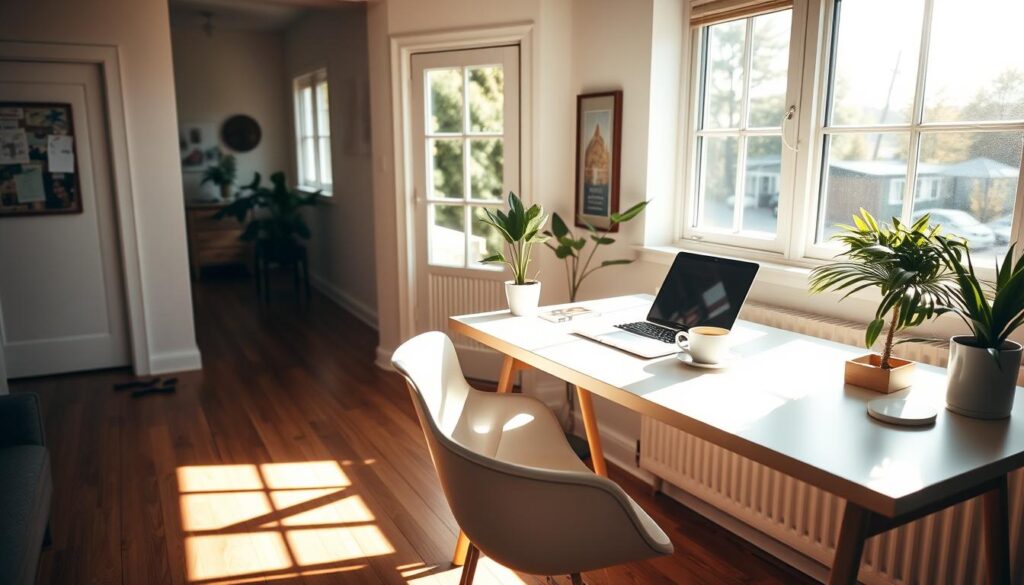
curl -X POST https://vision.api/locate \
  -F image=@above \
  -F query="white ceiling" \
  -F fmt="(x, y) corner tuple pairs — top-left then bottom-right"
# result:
(168, 0), (363, 32)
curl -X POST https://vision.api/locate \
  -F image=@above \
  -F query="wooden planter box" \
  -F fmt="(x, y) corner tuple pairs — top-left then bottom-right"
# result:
(844, 354), (916, 394)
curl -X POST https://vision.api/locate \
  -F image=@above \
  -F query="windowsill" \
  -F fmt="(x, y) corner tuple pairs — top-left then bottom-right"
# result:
(296, 186), (334, 203)
(638, 243), (818, 293)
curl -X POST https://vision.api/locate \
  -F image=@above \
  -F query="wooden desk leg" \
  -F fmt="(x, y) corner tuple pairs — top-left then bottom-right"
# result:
(576, 386), (608, 477)
(828, 501), (872, 585)
(982, 474), (1011, 585)
(495, 355), (518, 394)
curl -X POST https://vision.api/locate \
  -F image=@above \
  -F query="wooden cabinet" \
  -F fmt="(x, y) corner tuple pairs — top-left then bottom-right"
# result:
(185, 202), (250, 279)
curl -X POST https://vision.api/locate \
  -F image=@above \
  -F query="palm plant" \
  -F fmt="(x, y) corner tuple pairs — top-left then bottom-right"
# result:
(201, 154), (237, 198)
(937, 242), (1024, 354)
(215, 171), (317, 254)
(479, 192), (548, 284)
(809, 209), (963, 369)
(544, 201), (649, 302)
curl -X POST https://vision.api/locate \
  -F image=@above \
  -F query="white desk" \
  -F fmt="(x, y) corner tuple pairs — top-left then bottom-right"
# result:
(450, 294), (1024, 585)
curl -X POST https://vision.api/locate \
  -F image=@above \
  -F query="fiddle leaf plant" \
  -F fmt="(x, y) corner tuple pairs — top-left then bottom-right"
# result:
(544, 200), (649, 302)
(479, 192), (549, 285)
(809, 209), (964, 369)
(214, 171), (318, 254)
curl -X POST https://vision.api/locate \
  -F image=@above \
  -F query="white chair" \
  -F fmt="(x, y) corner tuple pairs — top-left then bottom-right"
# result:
(392, 332), (673, 584)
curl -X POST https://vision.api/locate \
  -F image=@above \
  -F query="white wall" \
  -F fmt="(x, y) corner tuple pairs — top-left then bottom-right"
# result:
(171, 25), (290, 200)
(285, 6), (378, 326)
(0, 0), (200, 375)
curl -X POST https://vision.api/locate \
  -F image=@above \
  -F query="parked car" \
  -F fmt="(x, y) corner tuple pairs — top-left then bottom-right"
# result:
(987, 214), (1013, 245)
(912, 208), (996, 249)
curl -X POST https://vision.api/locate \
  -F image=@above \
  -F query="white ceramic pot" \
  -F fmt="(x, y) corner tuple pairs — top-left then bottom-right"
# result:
(505, 280), (541, 316)
(946, 336), (1022, 419)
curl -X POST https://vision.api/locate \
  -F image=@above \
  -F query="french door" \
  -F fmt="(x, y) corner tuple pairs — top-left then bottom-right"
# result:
(410, 46), (520, 380)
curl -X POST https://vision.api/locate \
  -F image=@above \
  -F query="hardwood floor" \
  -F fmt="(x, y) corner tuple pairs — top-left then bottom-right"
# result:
(13, 276), (815, 585)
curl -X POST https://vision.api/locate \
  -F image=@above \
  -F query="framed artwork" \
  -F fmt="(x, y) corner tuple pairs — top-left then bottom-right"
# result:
(0, 102), (82, 217)
(574, 91), (622, 231)
(179, 122), (220, 172)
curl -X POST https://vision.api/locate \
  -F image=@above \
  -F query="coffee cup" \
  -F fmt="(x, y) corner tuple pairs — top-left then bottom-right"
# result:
(675, 326), (730, 364)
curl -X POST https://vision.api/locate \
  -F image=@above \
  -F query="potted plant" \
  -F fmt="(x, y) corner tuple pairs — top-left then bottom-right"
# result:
(214, 171), (317, 259)
(544, 201), (649, 302)
(479, 192), (548, 316)
(201, 154), (237, 200)
(809, 210), (961, 393)
(938, 242), (1024, 419)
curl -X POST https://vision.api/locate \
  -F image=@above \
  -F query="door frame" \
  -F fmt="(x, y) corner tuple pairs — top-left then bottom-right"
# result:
(0, 42), (151, 374)
(390, 23), (535, 347)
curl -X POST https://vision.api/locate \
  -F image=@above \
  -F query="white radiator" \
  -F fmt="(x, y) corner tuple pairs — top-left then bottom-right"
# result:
(427, 272), (505, 351)
(639, 301), (1024, 584)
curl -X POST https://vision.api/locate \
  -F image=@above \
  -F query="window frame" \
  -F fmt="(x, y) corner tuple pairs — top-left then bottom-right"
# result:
(292, 68), (332, 194)
(674, 0), (1024, 270)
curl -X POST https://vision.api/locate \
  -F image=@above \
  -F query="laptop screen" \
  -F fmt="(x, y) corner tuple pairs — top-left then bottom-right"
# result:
(647, 252), (759, 331)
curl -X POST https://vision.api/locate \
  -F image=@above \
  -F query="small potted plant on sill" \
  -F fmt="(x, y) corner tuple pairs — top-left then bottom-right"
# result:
(202, 154), (237, 200)
(937, 242), (1024, 419)
(479, 192), (549, 316)
(809, 210), (961, 393)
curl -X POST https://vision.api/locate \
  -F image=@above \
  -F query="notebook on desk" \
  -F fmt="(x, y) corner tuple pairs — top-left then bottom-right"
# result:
(574, 251), (759, 358)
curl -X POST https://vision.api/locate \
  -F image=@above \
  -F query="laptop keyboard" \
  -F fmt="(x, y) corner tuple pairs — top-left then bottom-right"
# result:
(615, 321), (679, 344)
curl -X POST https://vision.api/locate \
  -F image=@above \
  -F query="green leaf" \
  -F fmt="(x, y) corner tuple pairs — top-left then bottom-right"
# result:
(601, 259), (632, 267)
(609, 200), (650, 224)
(481, 253), (506, 264)
(590, 235), (615, 245)
(865, 318), (886, 348)
(551, 213), (570, 238)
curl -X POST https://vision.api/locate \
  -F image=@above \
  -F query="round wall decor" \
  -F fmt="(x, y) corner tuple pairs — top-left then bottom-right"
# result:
(221, 115), (261, 152)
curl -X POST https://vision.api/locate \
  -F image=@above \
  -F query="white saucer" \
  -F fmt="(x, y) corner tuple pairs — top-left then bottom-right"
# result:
(676, 352), (730, 370)
(867, 397), (937, 426)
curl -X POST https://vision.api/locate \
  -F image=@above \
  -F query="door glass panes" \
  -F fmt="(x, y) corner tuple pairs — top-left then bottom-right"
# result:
(828, 0), (923, 126)
(924, 0), (1024, 123)
(429, 204), (465, 267)
(694, 11), (791, 239)
(430, 139), (463, 199)
(915, 131), (1023, 257)
(818, 133), (909, 241)
(424, 64), (507, 269)
(468, 66), (503, 133)
(429, 69), (463, 133)
(470, 139), (503, 201)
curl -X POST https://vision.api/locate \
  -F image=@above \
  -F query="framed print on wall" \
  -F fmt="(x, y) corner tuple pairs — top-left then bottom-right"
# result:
(574, 90), (622, 231)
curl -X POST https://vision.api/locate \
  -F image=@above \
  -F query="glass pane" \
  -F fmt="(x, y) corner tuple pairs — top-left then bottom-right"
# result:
(300, 86), (314, 136)
(318, 137), (332, 186)
(429, 204), (465, 267)
(470, 206), (504, 268)
(468, 66), (503, 133)
(924, 0), (1024, 122)
(915, 131), (1022, 257)
(428, 69), (463, 133)
(703, 19), (746, 130)
(829, 0), (923, 126)
(302, 137), (316, 185)
(469, 139), (503, 201)
(748, 10), (791, 128)
(818, 132), (910, 242)
(697, 135), (740, 230)
(316, 81), (330, 136)
(430, 139), (463, 199)
(742, 135), (782, 234)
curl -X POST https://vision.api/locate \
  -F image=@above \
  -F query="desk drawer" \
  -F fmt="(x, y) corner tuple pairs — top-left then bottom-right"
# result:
(189, 212), (242, 232)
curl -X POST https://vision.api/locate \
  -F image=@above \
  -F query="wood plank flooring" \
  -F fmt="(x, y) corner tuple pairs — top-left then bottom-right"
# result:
(12, 276), (816, 585)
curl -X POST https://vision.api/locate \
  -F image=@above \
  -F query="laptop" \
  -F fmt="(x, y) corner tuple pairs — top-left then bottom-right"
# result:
(575, 252), (759, 358)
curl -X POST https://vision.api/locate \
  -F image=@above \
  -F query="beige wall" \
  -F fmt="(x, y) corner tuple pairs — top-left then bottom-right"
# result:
(171, 25), (290, 200)
(0, 0), (200, 374)
(285, 6), (377, 325)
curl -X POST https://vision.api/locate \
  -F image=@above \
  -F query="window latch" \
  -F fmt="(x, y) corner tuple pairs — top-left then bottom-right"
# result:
(782, 105), (799, 152)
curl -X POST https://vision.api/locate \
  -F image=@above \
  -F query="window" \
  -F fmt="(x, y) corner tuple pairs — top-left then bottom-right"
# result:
(293, 69), (331, 193)
(684, 4), (802, 252)
(679, 0), (1024, 266)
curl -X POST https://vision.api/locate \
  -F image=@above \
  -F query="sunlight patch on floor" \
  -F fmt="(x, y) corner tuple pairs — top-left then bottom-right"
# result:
(405, 557), (529, 585)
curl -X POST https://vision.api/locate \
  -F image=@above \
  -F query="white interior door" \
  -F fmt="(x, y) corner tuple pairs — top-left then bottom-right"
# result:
(0, 61), (130, 378)
(411, 46), (520, 381)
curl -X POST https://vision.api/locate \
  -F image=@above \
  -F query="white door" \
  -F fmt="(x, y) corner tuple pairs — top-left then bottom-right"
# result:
(411, 46), (520, 380)
(0, 61), (130, 378)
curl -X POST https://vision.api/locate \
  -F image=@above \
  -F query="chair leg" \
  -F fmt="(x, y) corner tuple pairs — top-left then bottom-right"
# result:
(42, 520), (52, 548)
(570, 573), (584, 585)
(459, 543), (480, 585)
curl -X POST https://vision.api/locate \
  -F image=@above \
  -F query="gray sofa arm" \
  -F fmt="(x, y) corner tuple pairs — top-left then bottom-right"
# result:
(0, 393), (45, 447)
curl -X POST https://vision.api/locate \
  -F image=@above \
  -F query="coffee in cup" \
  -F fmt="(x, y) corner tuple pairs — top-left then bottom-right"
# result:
(675, 326), (730, 364)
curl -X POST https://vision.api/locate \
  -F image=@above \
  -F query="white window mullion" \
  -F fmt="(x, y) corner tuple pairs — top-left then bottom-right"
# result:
(900, 0), (935, 224)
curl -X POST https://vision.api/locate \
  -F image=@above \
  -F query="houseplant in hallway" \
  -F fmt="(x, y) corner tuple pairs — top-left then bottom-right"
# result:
(215, 170), (318, 256)
(201, 153), (237, 200)
(809, 210), (963, 393)
(938, 242), (1024, 419)
(479, 192), (548, 316)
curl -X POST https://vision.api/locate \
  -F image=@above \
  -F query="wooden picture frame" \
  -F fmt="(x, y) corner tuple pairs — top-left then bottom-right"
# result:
(574, 91), (622, 231)
(0, 101), (82, 217)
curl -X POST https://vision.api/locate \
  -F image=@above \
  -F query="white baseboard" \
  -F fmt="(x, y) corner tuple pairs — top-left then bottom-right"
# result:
(375, 345), (396, 371)
(309, 272), (379, 330)
(148, 346), (202, 375)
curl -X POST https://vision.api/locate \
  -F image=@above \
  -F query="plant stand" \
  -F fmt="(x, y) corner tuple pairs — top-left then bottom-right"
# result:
(254, 241), (310, 302)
